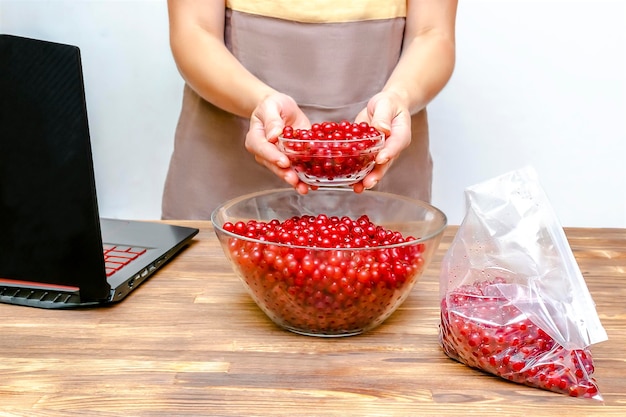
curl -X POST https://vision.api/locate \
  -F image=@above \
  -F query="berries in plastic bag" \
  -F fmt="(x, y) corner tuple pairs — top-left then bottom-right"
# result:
(438, 167), (607, 399)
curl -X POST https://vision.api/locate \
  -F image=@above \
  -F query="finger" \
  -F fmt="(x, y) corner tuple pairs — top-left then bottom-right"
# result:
(353, 108), (369, 124)
(253, 152), (316, 195)
(352, 182), (366, 193)
(295, 182), (311, 195)
(256, 95), (284, 133)
(368, 96), (394, 136)
(264, 116), (285, 142)
(360, 161), (392, 190)
(264, 95), (311, 140)
(246, 129), (290, 168)
(376, 115), (412, 164)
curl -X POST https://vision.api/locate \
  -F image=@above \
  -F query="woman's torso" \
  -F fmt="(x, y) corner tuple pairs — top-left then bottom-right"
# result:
(161, 0), (432, 219)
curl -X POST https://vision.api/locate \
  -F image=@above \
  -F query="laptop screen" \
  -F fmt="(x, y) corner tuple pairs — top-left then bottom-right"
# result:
(0, 35), (111, 300)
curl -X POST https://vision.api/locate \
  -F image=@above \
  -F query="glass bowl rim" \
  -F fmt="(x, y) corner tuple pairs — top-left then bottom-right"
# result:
(211, 187), (448, 251)
(277, 133), (385, 145)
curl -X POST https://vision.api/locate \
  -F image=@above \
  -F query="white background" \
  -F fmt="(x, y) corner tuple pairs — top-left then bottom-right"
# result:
(1, 0), (625, 227)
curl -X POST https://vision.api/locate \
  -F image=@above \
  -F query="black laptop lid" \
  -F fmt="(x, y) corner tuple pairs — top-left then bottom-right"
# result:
(0, 34), (110, 301)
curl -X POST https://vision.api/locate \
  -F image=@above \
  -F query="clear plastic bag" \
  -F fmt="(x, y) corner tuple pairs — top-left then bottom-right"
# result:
(438, 167), (608, 399)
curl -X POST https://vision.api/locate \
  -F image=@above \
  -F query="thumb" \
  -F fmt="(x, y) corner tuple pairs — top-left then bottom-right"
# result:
(265, 121), (284, 141)
(368, 95), (393, 136)
(252, 98), (284, 141)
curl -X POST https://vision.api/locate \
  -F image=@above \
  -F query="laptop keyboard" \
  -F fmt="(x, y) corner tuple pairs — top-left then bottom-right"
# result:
(103, 244), (147, 277)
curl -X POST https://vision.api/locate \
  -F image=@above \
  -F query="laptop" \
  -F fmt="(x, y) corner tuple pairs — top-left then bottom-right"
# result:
(0, 34), (199, 308)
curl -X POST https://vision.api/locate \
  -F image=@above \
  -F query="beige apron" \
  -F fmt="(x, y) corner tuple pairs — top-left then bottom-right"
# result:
(162, 9), (432, 220)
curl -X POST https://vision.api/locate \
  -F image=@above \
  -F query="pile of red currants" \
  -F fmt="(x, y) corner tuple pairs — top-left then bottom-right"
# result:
(440, 279), (600, 398)
(278, 121), (384, 186)
(223, 213), (427, 336)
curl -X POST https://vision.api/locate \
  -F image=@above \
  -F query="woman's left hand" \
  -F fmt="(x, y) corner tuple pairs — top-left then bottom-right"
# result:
(352, 90), (413, 193)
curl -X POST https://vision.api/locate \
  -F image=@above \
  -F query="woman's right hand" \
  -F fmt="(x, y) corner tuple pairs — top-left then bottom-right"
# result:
(244, 92), (313, 194)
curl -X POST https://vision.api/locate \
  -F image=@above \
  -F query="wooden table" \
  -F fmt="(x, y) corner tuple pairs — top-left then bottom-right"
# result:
(1, 223), (624, 416)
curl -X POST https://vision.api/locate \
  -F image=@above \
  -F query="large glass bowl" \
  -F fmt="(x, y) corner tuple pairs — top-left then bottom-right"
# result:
(211, 188), (447, 337)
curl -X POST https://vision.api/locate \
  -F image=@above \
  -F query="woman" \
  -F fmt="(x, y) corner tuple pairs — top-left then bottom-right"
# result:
(162, 0), (457, 219)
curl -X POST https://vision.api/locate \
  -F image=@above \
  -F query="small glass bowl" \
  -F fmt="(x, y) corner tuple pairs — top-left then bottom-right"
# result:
(277, 133), (385, 187)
